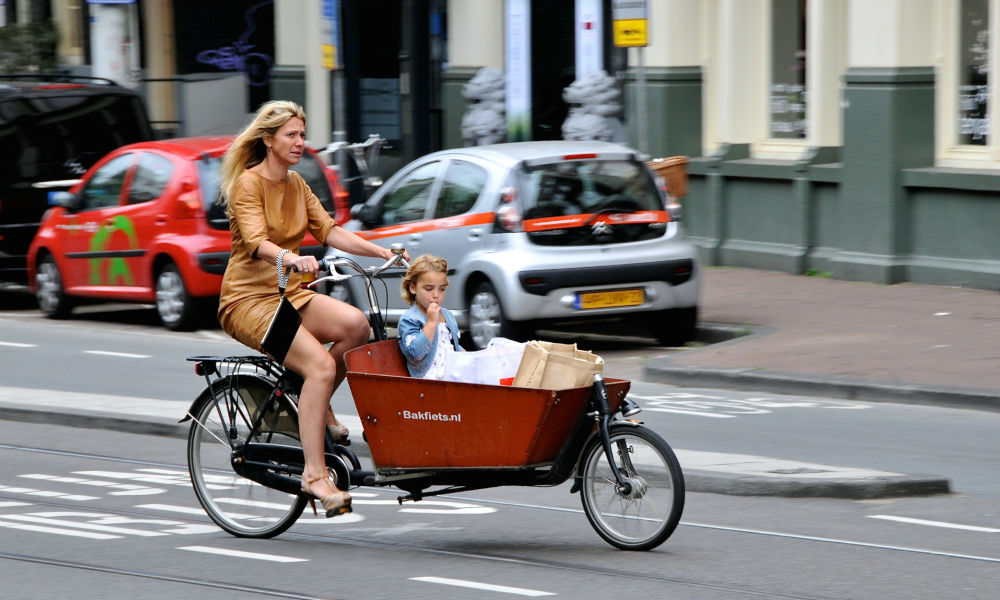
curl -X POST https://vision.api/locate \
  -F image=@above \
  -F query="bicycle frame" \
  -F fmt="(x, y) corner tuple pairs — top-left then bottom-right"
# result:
(182, 355), (356, 495)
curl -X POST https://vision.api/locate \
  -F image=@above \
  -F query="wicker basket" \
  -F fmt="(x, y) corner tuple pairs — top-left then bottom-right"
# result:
(647, 156), (689, 199)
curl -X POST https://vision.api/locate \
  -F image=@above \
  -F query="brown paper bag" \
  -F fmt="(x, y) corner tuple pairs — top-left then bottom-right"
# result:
(512, 340), (604, 389)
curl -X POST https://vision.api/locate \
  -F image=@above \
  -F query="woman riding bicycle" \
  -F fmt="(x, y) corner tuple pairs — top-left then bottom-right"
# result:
(217, 100), (407, 517)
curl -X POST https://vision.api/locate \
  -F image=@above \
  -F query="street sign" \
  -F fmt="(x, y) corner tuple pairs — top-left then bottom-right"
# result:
(321, 0), (340, 70)
(612, 0), (648, 47)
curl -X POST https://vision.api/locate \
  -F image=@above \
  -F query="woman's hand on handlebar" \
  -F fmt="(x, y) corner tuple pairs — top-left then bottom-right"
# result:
(288, 253), (321, 275)
(386, 247), (411, 264)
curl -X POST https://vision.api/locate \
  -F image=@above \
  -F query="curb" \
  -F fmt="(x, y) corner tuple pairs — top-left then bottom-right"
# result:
(2, 406), (189, 439)
(683, 471), (950, 499)
(643, 363), (1000, 413)
(2, 405), (951, 500)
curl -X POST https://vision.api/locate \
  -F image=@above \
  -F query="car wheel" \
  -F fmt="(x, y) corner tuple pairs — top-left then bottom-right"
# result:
(651, 306), (698, 347)
(35, 255), (73, 318)
(465, 281), (529, 350)
(156, 262), (196, 331)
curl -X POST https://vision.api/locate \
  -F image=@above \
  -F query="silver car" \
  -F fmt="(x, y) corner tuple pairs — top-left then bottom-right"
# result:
(330, 141), (700, 349)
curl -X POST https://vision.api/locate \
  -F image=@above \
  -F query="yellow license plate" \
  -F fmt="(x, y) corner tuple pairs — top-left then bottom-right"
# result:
(576, 289), (645, 309)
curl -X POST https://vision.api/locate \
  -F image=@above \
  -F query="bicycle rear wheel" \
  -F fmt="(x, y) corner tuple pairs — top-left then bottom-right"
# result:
(187, 374), (307, 538)
(579, 424), (685, 550)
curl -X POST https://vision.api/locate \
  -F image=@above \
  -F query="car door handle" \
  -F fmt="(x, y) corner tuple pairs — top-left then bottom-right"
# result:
(408, 233), (422, 243)
(468, 227), (482, 240)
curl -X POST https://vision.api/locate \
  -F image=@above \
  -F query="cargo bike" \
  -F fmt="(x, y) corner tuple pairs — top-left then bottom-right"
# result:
(183, 249), (685, 550)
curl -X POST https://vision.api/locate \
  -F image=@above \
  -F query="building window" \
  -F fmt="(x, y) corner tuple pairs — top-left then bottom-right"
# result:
(958, 0), (989, 146)
(769, 0), (807, 139)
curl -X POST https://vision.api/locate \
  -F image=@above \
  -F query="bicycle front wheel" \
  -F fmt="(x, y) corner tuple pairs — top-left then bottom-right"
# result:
(579, 424), (685, 551)
(187, 374), (307, 538)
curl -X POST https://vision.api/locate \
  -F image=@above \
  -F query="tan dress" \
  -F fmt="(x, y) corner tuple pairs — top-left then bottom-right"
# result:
(218, 169), (337, 352)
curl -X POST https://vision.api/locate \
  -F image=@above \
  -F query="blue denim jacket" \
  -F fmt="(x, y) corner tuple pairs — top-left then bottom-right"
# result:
(397, 304), (463, 377)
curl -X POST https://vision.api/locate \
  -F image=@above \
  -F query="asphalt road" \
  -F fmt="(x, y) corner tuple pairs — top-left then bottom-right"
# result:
(3, 418), (997, 600)
(2, 301), (999, 598)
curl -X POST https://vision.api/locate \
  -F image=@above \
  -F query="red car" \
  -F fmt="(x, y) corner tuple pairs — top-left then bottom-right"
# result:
(27, 136), (348, 330)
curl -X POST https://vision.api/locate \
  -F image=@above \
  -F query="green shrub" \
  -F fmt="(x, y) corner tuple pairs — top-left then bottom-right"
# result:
(0, 21), (59, 74)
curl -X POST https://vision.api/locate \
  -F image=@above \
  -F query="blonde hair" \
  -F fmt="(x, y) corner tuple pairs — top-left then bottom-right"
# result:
(401, 254), (449, 305)
(218, 100), (307, 207)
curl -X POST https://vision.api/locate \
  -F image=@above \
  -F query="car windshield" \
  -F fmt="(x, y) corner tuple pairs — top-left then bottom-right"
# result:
(201, 154), (336, 230)
(518, 160), (666, 246)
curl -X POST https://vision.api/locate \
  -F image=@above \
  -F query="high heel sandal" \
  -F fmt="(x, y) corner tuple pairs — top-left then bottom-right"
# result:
(301, 472), (352, 518)
(327, 423), (350, 446)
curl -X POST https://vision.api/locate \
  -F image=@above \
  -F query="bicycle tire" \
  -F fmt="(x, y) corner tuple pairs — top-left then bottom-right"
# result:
(187, 374), (307, 538)
(579, 423), (685, 551)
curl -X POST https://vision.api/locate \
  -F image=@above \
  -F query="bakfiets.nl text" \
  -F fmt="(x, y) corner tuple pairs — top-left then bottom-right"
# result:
(401, 410), (462, 422)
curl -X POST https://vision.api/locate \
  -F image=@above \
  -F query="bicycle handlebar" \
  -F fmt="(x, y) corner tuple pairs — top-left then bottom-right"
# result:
(300, 243), (408, 289)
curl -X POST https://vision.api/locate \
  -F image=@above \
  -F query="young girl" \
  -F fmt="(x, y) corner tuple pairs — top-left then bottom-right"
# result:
(398, 255), (464, 378)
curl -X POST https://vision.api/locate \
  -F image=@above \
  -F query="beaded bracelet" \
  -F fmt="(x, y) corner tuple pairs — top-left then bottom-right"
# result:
(276, 248), (292, 291)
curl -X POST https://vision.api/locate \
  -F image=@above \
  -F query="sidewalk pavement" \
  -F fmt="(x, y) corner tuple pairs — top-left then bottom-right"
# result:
(6, 266), (993, 500)
(645, 267), (1000, 413)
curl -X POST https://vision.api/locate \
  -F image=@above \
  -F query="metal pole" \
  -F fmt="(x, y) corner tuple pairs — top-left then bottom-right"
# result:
(637, 46), (648, 155)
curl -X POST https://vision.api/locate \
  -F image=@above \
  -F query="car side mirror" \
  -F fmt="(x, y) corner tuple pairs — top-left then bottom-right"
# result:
(48, 190), (79, 210)
(351, 203), (379, 228)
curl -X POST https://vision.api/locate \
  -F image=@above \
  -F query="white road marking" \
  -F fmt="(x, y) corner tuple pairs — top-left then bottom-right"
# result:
(411, 576), (555, 596)
(632, 392), (870, 419)
(2, 513), (170, 537)
(215, 497), (300, 510)
(353, 498), (496, 514)
(136, 504), (213, 516)
(0, 341), (35, 348)
(20, 473), (160, 495)
(83, 350), (152, 359)
(138, 503), (272, 524)
(868, 515), (1000, 533)
(179, 545), (308, 562)
(0, 518), (119, 539)
(674, 450), (901, 479)
(0, 484), (97, 501)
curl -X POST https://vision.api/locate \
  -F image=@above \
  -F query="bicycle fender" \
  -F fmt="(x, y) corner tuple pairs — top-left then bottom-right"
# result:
(179, 373), (278, 423)
(569, 419), (645, 494)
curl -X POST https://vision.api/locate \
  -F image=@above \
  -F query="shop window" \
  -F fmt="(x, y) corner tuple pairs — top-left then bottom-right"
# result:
(770, 0), (807, 140)
(959, 0), (989, 146)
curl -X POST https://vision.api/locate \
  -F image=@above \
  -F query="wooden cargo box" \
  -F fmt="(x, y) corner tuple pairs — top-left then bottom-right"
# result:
(345, 340), (629, 470)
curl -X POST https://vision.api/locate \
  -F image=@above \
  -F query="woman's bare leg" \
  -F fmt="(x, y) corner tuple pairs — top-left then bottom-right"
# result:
(283, 296), (371, 497)
(299, 295), (370, 432)
(283, 328), (339, 498)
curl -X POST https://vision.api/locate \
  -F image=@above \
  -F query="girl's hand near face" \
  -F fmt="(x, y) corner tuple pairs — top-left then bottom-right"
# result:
(421, 302), (441, 340)
(426, 301), (442, 326)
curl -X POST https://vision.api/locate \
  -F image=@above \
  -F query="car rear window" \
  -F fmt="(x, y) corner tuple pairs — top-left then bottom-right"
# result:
(518, 160), (667, 246)
(201, 154), (338, 230)
(0, 93), (153, 183)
